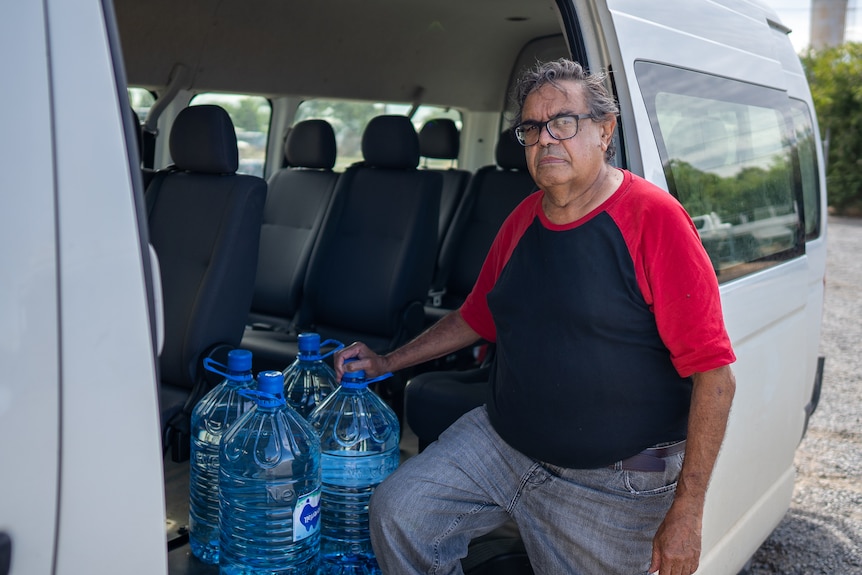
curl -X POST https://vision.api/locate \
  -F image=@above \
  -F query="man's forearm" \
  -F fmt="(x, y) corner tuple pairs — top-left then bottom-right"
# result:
(650, 364), (736, 573)
(382, 309), (482, 373)
(676, 364), (736, 511)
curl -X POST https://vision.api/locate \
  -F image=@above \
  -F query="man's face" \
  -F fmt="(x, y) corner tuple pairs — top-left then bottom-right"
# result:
(520, 80), (614, 192)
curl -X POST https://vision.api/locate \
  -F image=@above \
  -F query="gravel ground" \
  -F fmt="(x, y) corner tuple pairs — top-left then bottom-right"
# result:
(748, 216), (862, 574)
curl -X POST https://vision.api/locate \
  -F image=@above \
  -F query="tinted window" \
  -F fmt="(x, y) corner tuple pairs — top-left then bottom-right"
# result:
(128, 87), (155, 123)
(789, 100), (821, 239)
(295, 99), (462, 171)
(636, 61), (803, 283)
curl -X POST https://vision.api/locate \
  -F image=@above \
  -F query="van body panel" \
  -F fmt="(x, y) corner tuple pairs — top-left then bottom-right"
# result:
(606, 0), (787, 88)
(703, 260), (809, 549)
(700, 466), (796, 574)
(45, 0), (168, 573)
(0, 3), (61, 575)
(592, 2), (822, 571)
(773, 28), (829, 435)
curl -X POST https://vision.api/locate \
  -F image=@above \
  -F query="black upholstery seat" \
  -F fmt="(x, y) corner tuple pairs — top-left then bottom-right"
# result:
(418, 118), (470, 253)
(241, 119), (339, 360)
(146, 104), (266, 438)
(408, 131), (537, 434)
(406, 365), (491, 451)
(245, 115), (442, 376)
(425, 130), (537, 322)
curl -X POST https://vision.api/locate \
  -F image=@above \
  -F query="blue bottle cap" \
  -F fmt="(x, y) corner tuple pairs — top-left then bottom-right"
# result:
(341, 358), (369, 388)
(226, 349), (253, 372)
(257, 371), (284, 395)
(297, 332), (321, 353)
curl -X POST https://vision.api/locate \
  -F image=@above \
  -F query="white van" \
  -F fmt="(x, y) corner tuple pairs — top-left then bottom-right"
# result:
(0, 0), (826, 574)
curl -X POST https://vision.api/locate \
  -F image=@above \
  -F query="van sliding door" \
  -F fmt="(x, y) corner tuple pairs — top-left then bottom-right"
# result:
(601, 1), (814, 572)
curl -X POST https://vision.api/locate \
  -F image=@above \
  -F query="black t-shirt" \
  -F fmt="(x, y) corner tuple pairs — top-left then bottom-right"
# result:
(460, 170), (735, 468)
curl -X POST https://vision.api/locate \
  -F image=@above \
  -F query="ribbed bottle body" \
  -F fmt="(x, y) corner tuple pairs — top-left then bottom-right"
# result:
(309, 383), (400, 575)
(318, 450), (399, 574)
(189, 354), (255, 565)
(219, 381), (321, 575)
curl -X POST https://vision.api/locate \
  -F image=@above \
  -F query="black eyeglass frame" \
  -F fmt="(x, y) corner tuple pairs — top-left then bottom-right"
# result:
(513, 113), (593, 147)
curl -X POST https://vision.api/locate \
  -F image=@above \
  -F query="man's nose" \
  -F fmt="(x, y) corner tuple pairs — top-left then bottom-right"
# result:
(536, 123), (555, 146)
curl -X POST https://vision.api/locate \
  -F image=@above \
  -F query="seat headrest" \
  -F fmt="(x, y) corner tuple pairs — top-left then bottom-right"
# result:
(170, 105), (239, 174)
(285, 119), (337, 169)
(362, 115), (419, 169)
(496, 130), (528, 171)
(419, 118), (460, 160)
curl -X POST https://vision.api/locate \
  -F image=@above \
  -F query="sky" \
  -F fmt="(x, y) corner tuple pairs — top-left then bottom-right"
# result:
(765, 0), (860, 52)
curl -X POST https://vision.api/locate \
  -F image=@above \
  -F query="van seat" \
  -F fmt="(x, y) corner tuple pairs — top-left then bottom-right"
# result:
(146, 104), (266, 439)
(242, 119), (338, 342)
(426, 131), (537, 323)
(419, 118), (471, 251)
(244, 115), (442, 380)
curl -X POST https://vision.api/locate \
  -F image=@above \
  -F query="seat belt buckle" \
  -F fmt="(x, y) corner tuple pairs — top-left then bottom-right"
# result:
(428, 288), (446, 307)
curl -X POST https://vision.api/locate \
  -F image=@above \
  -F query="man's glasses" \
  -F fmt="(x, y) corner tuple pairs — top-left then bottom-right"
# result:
(513, 113), (593, 147)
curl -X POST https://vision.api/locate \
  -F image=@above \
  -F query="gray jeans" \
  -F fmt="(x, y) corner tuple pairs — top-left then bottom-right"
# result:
(369, 406), (683, 575)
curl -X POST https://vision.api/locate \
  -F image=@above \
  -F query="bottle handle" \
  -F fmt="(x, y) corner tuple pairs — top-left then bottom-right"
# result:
(317, 339), (345, 360)
(238, 388), (286, 407)
(366, 372), (393, 384)
(203, 357), (252, 382)
(203, 357), (230, 379)
(340, 371), (393, 389)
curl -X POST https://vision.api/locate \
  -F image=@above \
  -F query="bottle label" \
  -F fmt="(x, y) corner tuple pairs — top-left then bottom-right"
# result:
(293, 489), (321, 542)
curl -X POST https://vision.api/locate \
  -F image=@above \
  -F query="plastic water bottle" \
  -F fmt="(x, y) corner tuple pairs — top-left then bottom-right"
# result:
(189, 349), (256, 564)
(307, 364), (400, 574)
(283, 333), (343, 418)
(219, 371), (322, 575)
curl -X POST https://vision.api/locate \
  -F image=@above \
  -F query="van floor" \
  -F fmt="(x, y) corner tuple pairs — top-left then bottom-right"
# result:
(164, 422), (532, 575)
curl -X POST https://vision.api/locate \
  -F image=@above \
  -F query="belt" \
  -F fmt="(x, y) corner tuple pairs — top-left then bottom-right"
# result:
(610, 440), (686, 472)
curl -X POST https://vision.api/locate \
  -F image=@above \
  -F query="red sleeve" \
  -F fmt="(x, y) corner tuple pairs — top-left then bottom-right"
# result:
(459, 192), (543, 342)
(609, 174), (736, 377)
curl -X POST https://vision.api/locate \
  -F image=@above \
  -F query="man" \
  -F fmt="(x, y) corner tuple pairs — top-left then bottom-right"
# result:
(335, 58), (736, 575)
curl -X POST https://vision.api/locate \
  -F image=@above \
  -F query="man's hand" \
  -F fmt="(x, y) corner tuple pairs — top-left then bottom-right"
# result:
(334, 342), (389, 381)
(649, 498), (702, 575)
(333, 310), (481, 382)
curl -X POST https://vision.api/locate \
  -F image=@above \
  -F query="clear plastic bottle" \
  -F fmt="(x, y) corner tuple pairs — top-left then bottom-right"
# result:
(219, 371), (322, 575)
(307, 364), (400, 575)
(189, 349), (256, 564)
(283, 332), (343, 418)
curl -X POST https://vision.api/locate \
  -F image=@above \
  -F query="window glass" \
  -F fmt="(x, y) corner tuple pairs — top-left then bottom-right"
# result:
(128, 87), (155, 123)
(191, 93), (272, 177)
(294, 99), (463, 171)
(789, 100), (821, 239)
(636, 61), (803, 283)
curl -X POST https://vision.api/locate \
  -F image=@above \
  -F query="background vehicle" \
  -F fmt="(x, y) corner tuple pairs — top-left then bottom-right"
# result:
(0, 0), (825, 574)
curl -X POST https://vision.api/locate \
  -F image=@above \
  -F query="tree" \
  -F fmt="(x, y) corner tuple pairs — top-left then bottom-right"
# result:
(801, 42), (862, 212)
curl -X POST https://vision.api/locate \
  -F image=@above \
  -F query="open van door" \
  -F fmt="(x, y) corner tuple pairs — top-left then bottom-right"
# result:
(591, 1), (826, 572)
(0, 1), (167, 574)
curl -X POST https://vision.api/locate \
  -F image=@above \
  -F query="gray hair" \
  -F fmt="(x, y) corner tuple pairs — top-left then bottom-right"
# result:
(510, 58), (619, 162)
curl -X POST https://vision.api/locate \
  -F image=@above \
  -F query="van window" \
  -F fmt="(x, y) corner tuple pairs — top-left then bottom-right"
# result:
(128, 87), (155, 123)
(789, 100), (822, 239)
(190, 93), (272, 178)
(294, 99), (462, 171)
(636, 61), (803, 282)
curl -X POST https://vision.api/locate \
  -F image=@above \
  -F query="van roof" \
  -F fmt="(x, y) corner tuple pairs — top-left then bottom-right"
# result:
(115, 0), (563, 111)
